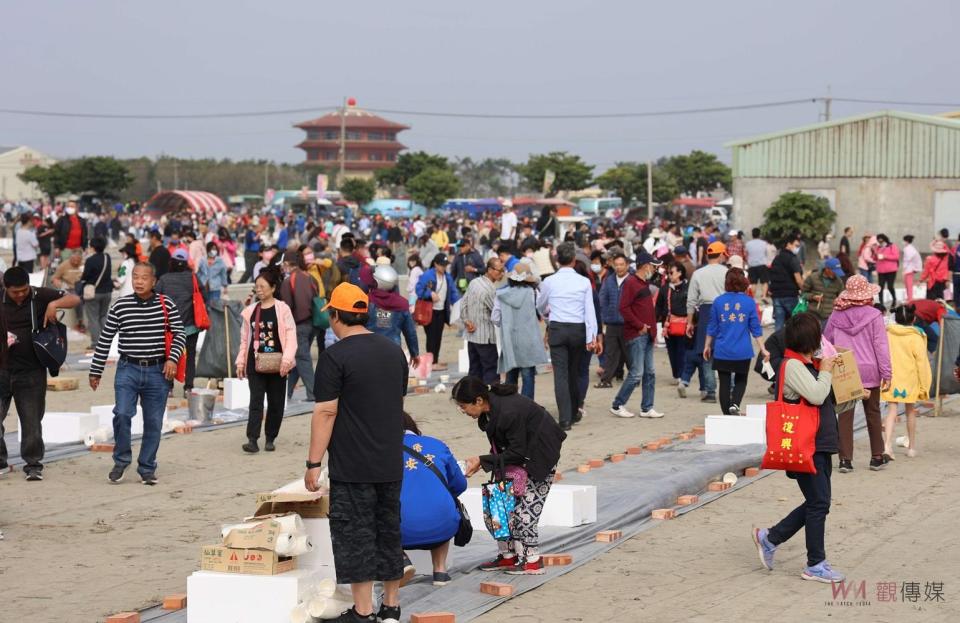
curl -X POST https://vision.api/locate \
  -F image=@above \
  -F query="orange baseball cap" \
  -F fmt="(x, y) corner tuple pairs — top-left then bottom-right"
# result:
(707, 241), (727, 256)
(323, 282), (369, 313)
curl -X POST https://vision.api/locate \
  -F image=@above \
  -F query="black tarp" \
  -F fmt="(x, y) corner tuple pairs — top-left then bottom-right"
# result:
(196, 300), (243, 379)
(930, 316), (960, 397)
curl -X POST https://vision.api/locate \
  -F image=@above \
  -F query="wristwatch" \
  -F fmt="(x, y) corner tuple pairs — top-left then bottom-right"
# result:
(305, 460), (323, 469)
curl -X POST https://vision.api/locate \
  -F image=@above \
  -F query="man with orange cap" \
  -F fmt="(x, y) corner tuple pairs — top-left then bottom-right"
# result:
(303, 283), (410, 623)
(680, 241), (728, 403)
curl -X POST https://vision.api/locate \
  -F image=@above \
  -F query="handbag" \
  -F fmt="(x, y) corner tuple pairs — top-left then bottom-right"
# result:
(414, 298), (434, 326)
(158, 294), (187, 383)
(760, 352), (820, 474)
(192, 274), (211, 331)
(481, 475), (515, 541)
(252, 303), (283, 374)
(27, 290), (68, 377)
(665, 287), (688, 337)
(83, 255), (109, 301)
(492, 444), (528, 497)
(403, 444), (473, 547)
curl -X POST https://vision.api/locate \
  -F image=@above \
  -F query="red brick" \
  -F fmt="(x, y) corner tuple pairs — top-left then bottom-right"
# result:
(744, 467), (761, 477)
(691, 426), (706, 435)
(576, 464), (591, 473)
(106, 613), (140, 623)
(91, 443), (115, 453)
(657, 437), (672, 445)
(480, 581), (513, 597)
(678, 433), (694, 440)
(542, 553), (573, 566)
(707, 481), (732, 492)
(610, 453), (625, 463)
(173, 425), (193, 434)
(588, 458), (604, 468)
(625, 446), (643, 455)
(677, 494), (699, 506)
(552, 471), (563, 482)
(414, 386), (430, 395)
(162, 594), (187, 610)
(596, 530), (622, 542)
(410, 613), (456, 623)
(645, 441), (662, 451)
(651, 508), (676, 520)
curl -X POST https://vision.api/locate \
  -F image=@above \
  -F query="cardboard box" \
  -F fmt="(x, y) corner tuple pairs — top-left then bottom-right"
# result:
(199, 545), (295, 575)
(831, 347), (868, 403)
(254, 491), (329, 519)
(222, 518), (283, 550)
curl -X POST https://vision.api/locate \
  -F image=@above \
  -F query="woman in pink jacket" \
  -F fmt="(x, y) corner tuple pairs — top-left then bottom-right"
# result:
(823, 275), (892, 473)
(236, 266), (298, 453)
(874, 234), (899, 309)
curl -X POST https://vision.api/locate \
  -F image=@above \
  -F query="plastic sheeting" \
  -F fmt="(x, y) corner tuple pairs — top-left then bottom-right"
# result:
(196, 300), (244, 380)
(930, 316), (960, 397)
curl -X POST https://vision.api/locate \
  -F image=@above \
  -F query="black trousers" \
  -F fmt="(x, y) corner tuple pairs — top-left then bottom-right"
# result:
(468, 342), (499, 384)
(600, 324), (627, 383)
(245, 364), (287, 441)
(424, 312), (445, 363)
(0, 368), (47, 471)
(239, 250), (259, 284)
(183, 332), (199, 391)
(767, 452), (833, 568)
(717, 370), (748, 415)
(548, 322), (585, 427)
(877, 272), (896, 306)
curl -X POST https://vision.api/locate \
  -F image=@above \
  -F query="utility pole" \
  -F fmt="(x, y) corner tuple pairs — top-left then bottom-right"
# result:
(338, 96), (347, 188)
(823, 84), (832, 122)
(173, 159), (179, 190)
(264, 161), (269, 194)
(646, 160), (653, 221)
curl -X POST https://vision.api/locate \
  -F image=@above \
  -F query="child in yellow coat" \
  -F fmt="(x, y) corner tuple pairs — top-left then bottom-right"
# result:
(881, 304), (932, 459)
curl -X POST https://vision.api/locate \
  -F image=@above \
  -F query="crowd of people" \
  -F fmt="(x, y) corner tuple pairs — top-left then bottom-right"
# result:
(2, 196), (960, 621)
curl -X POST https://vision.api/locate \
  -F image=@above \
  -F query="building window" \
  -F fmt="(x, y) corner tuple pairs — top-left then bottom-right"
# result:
(306, 130), (321, 140)
(385, 132), (396, 141)
(306, 149), (320, 160)
(367, 131), (383, 141)
(324, 151), (336, 160)
(386, 152), (397, 161)
(345, 130), (361, 140)
(346, 151), (361, 161)
(323, 130), (338, 140)
(369, 152), (381, 161)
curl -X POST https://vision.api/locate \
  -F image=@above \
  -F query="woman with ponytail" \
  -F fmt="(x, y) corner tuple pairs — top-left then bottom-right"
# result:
(452, 376), (566, 576)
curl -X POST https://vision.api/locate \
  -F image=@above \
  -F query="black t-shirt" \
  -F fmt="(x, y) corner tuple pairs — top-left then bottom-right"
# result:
(149, 245), (171, 278)
(249, 305), (282, 355)
(768, 249), (803, 298)
(1, 286), (67, 371)
(314, 332), (408, 483)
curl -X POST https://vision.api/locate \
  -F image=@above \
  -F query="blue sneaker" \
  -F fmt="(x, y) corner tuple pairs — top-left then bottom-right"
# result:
(752, 527), (777, 570)
(801, 560), (845, 583)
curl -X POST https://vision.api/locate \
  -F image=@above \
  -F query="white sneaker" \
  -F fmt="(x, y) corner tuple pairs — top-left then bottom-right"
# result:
(670, 377), (680, 386)
(895, 435), (911, 448)
(677, 383), (687, 398)
(640, 409), (665, 419)
(610, 405), (636, 418)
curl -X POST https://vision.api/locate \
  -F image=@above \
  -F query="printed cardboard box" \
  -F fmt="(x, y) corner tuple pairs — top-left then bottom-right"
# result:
(199, 545), (295, 575)
(831, 347), (868, 404)
(254, 492), (329, 519)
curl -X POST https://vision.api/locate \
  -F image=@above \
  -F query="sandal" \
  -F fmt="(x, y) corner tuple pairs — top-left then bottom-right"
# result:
(593, 381), (613, 389)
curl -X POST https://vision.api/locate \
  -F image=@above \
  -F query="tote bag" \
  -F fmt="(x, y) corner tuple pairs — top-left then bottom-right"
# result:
(159, 294), (187, 383)
(192, 274), (211, 331)
(761, 354), (820, 474)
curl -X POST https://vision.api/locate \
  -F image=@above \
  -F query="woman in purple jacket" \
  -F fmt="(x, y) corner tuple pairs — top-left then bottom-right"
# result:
(823, 275), (892, 473)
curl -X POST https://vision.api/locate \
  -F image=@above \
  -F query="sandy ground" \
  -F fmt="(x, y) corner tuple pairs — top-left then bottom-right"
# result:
(2, 311), (959, 622)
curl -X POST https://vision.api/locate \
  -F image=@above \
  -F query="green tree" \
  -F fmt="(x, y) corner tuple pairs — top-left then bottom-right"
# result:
(375, 151), (451, 189)
(407, 167), (461, 210)
(594, 162), (680, 205)
(340, 177), (377, 207)
(761, 192), (836, 245)
(660, 150), (731, 195)
(454, 157), (516, 197)
(68, 156), (134, 199)
(18, 163), (73, 203)
(517, 152), (594, 197)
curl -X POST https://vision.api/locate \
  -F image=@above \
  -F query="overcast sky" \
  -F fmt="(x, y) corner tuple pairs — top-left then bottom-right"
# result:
(3, 0), (958, 171)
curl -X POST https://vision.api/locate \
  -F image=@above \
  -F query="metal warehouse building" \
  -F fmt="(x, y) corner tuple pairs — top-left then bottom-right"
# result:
(726, 111), (960, 243)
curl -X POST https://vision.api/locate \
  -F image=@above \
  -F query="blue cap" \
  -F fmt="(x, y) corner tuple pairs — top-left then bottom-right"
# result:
(823, 256), (844, 277)
(673, 245), (688, 255)
(172, 248), (189, 261)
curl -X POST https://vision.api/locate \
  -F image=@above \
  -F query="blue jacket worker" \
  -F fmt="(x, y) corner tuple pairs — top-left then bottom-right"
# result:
(367, 265), (420, 367)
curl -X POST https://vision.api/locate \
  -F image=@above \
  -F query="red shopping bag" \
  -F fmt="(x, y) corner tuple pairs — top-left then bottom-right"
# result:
(159, 294), (188, 384)
(761, 352), (820, 474)
(192, 274), (211, 331)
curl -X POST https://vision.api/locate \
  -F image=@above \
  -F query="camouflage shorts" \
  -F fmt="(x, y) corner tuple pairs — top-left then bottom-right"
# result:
(329, 480), (403, 584)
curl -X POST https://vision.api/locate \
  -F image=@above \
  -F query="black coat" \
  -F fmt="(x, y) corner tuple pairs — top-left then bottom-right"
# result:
(478, 393), (566, 481)
(54, 215), (88, 250)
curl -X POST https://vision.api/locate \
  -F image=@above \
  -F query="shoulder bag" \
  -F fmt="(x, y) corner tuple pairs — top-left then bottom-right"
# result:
(158, 294), (187, 383)
(83, 255), (109, 301)
(403, 444), (473, 547)
(192, 274), (211, 331)
(28, 289), (68, 377)
(760, 354), (820, 474)
(291, 272), (330, 330)
(252, 303), (283, 374)
(666, 287), (688, 337)
(414, 279), (435, 326)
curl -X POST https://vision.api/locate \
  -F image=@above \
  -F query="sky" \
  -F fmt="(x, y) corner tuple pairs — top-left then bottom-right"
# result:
(3, 0), (959, 172)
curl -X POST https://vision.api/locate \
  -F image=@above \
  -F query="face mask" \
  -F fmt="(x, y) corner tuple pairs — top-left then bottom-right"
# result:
(590, 264), (602, 273)
(792, 246), (801, 255)
(304, 253), (315, 263)
(65, 207), (76, 215)
(208, 251), (218, 258)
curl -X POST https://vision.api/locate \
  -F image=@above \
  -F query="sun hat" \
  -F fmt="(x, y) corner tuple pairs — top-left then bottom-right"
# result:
(834, 274), (880, 311)
(726, 255), (745, 270)
(322, 282), (369, 313)
(649, 228), (665, 239)
(507, 262), (538, 283)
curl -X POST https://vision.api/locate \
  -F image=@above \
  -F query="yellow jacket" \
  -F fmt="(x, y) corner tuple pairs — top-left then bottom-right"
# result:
(306, 258), (333, 298)
(431, 229), (449, 251)
(881, 324), (932, 403)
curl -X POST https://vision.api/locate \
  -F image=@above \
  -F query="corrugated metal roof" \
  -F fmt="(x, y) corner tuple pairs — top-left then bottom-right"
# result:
(726, 111), (960, 178)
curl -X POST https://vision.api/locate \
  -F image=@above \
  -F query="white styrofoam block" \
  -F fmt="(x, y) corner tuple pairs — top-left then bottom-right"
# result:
(459, 484), (597, 529)
(223, 377), (251, 410)
(298, 518), (334, 570)
(458, 346), (469, 374)
(187, 569), (320, 623)
(92, 404), (168, 437)
(745, 404), (766, 420)
(18, 412), (98, 444)
(705, 415), (766, 446)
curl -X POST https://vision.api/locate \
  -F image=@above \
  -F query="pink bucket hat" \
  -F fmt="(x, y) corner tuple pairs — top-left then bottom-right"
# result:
(837, 274), (880, 302)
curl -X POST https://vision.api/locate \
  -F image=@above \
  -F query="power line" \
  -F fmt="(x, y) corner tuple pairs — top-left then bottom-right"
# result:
(0, 106), (340, 120)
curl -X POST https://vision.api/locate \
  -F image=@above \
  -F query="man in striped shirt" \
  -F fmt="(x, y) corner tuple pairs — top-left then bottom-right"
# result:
(460, 257), (504, 384)
(89, 262), (185, 486)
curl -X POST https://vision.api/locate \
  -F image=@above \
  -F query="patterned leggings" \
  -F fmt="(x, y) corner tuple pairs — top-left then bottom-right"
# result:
(497, 474), (554, 561)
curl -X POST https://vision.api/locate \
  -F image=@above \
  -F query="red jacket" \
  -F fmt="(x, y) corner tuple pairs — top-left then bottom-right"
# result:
(619, 274), (656, 342)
